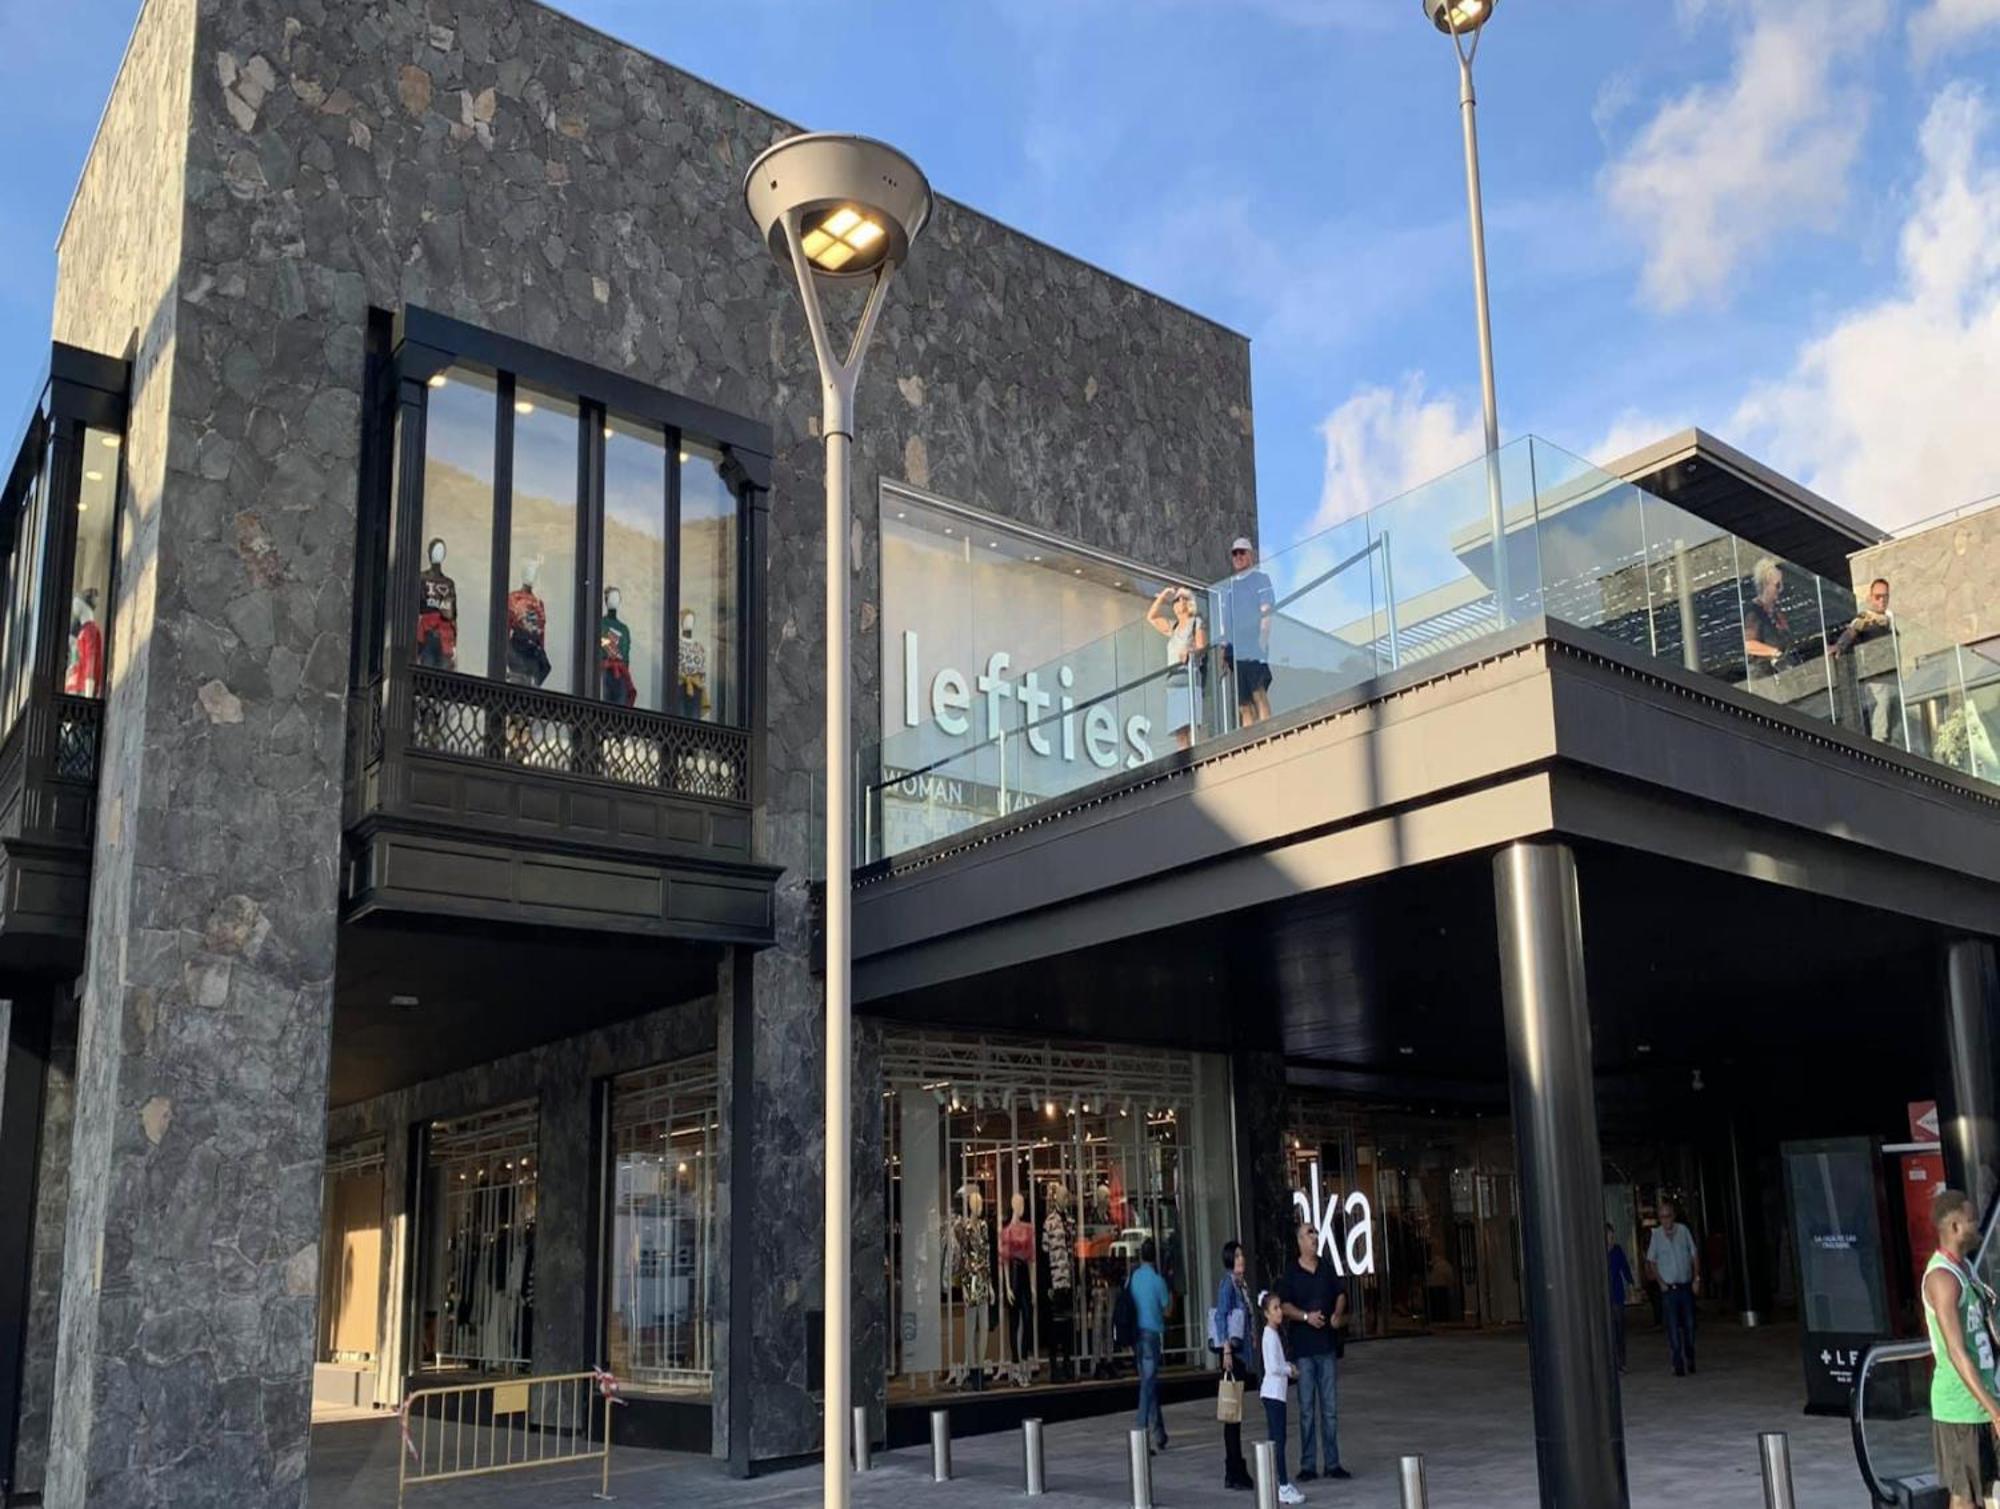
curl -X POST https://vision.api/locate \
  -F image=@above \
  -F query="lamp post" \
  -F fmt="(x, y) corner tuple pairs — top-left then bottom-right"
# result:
(1424, 0), (1511, 624)
(745, 133), (932, 1509)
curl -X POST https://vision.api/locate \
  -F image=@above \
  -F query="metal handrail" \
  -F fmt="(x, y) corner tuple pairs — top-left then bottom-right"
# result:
(1849, 1337), (1933, 1506)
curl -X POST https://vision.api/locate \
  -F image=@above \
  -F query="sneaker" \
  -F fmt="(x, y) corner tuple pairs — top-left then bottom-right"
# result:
(1326, 1466), (1352, 1480)
(1279, 1486), (1307, 1505)
(1297, 1469), (1319, 1482)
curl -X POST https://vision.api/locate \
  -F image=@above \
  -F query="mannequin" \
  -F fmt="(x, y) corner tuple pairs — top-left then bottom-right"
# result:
(599, 586), (636, 705)
(943, 1184), (991, 1389)
(1041, 1182), (1076, 1382)
(65, 588), (103, 697)
(1000, 1190), (1036, 1385)
(416, 537), (458, 670)
(505, 557), (551, 686)
(677, 608), (708, 719)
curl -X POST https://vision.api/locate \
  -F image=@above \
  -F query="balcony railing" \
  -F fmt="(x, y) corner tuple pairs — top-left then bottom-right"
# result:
(399, 667), (750, 804)
(51, 695), (102, 784)
(860, 436), (1997, 865)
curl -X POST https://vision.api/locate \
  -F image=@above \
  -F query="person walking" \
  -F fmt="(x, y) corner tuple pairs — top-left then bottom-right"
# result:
(1279, 1220), (1349, 1481)
(1606, 1223), (1634, 1373)
(1214, 1240), (1257, 1491)
(1259, 1288), (1306, 1505)
(1923, 1188), (2000, 1509)
(1646, 1199), (1700, 1376)
(1130, 1237), (1174, 1452)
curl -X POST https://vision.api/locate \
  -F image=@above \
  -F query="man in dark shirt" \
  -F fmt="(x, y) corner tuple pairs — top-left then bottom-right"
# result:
(1831, 577), (1898, 741)
(1279, 1220), (1350, 1482)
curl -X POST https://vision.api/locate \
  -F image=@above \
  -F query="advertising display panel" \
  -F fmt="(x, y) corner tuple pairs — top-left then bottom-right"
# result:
(1782, 1136), (1894, 1415)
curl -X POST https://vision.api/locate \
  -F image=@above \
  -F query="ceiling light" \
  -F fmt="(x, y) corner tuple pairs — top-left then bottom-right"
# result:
(987, 540), (999, 549)
(1030, 555), (1042, 562)
(604, 425), (614, 439)
(389, 994), (419, 1009)
(1073, 568), (1083, 576)
(428, 373), (448, 389)
(678, 452), (689, 463)
(515, 400), (535, 415)
(99, 434), (120, 449)
(85, 470), (103, 482)
(896, 511), (906, 520)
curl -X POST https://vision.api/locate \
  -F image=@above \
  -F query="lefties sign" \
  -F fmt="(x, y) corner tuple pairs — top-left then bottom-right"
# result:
(899, 631), (1155, 771)
(1292, 1161), (1376, 1277)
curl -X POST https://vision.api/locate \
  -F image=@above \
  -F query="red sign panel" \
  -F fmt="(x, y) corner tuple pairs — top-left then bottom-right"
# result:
(1910, 1100), (1940, 1144)
(1901, 1150), (1948, 1305)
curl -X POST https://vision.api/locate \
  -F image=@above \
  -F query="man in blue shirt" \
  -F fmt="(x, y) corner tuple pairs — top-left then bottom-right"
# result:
(1606, 1223), (1635, 1374)
(1130, 1237), (1174, 1451)
(1218, 538), (1276, 727)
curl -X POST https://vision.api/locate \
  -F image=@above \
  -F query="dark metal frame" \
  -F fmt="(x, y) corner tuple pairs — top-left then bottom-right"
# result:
(344, 309), (778, 943)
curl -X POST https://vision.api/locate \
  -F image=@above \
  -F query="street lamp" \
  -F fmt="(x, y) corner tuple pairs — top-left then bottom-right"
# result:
(744, 132), (932, 1509)
(1423, 0), (1511, 625)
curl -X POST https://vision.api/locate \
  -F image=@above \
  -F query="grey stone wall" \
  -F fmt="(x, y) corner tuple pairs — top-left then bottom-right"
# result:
(13, 989), (79, 1495)
(42, 0), (1254, 1488)
(1853, 505), (2000, 657)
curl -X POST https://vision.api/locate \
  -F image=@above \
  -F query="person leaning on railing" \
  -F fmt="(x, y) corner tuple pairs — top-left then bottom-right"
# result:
(1741, 557), (1793, 679)
(1829, 577), (1898, 741)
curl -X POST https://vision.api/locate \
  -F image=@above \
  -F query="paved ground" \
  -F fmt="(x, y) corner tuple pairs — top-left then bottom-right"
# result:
(310, 1322), (1874, 1507)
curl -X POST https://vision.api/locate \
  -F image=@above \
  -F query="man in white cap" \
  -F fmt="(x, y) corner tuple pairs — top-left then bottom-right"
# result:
(1220, 537), (1275, 726)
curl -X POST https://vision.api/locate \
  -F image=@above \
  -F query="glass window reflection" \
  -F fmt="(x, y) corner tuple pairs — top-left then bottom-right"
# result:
(67, 428), (118, 698)
(678, 444), (738, 724)
(417, 368), (497, 676)
(506, 386), (579, 694)
(601, 416), (667, 711)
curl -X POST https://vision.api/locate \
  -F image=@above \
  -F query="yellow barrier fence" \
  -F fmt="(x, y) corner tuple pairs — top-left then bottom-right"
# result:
(397, 1369), (621, 1506)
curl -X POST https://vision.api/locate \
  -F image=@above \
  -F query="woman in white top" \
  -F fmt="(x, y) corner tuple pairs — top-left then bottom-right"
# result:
(1145, 587), (1208, 750)
(1259, 1289), (1305, 1503)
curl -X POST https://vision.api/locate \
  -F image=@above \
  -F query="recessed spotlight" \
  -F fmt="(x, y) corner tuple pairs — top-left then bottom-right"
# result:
(944, 526), (954, 535)
(987, 540), (999, 548)
(896, 511), (906, 520)
(427, 373), (448, 389)
(1397, 1045), (1416, 1056)
(1637, 1043), (1653, 1055)
(678, 452), (689, 463)
(389, 994), (420, 1009)
(1114, 580), (1125, 588)
(515, 400), (535, 415)
(1030, 555), (1042, 562)
(1073, 568), (1083, 576)
(84, 470), (103, 482)
(603, 425), (613, 439)
(99, 434), (120, 449)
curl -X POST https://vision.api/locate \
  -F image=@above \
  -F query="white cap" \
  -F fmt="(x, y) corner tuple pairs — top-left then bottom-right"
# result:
(1230, 536), (1254, 553)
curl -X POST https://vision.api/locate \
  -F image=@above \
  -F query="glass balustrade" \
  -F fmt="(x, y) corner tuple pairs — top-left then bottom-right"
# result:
(858, 436), (2000, 866)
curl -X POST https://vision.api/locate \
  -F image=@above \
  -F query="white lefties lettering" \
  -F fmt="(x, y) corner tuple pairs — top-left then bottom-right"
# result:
(1289, 1160), (1376, 1276)
(1083, 705), (1120, 768)
(1058, 666), (1077, 762)
(1019, 670), (1053, 756)
(903, 630), (922, 730)
(931, 668), (971, 736)
(1125, 716), (1153, 767)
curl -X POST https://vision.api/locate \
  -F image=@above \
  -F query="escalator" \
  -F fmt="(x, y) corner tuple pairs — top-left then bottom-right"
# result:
(1853, 1199), (2000, 1506)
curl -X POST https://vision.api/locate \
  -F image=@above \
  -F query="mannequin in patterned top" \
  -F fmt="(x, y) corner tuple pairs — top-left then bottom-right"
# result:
(944, 1186), (992, 1389)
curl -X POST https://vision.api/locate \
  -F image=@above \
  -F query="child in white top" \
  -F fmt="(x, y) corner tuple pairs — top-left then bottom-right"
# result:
(1259, 1289), (1305, 1504)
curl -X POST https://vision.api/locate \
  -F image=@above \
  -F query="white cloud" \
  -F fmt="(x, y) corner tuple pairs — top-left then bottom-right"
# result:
(1310, 376), (1483, 533)
(1602, 0), (1891, 311)
(1911, 0), (2000, 65)
(1732, 82), (2000, 532)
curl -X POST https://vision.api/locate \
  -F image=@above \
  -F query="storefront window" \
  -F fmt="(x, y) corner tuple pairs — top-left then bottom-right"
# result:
(601, 416), (668, 710)
(677, 444), (737, 724)
(416, 367), (497, 676)
(506, 386), (579, 695)
(606, 1059), (718, 1394)
(319, 1139), (386, 1366)
(66, 429), (118, 698)
(418, 1103), (538, 1376)
(883, 1031), (1235, 1399)
(3, 433), (52, 731)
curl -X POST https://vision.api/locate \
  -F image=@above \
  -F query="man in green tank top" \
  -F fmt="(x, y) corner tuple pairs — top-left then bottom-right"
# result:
(1925, 1188), (2000, 1509)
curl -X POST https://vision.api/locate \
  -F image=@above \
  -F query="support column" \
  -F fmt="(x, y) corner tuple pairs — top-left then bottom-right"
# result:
(1726, 1120), (1764, 1327)
(1942, 939), (2000, 1220)
(1494, 840), (1627, 1509)
(0, 985), (54, 1499)
(12, 986), (78, 1495)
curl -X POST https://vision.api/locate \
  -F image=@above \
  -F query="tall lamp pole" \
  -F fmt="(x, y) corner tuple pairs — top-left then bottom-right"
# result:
(1425, 0), (1511, 623)
(745, 133), (932, 1509)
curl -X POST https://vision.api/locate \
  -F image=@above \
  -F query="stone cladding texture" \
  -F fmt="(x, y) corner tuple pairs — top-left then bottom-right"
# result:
(38, 0), (1254, 1495)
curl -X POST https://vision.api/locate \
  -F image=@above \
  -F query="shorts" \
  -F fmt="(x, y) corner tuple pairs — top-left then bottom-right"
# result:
(1232, 656), (1272, 703)
(1934, 1418), (1997, 1500)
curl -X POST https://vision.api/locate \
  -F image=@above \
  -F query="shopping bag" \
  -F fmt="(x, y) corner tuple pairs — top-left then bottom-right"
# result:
(1216, 1376), (1245, 1424)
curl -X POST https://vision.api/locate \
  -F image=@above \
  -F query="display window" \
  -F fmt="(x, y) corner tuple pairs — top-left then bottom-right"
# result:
(418, 1103), (538, 1376)
(319, 1139), (386, 1366)
(381, 314), (760, 761)
(605, 1058), (718, 1396)
(67, 429), (117, 698)
(882, 1031), (1236, 1400)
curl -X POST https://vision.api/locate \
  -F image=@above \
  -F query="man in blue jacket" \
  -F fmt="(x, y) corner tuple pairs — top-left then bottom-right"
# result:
(1130, 1238), (1175, 1451)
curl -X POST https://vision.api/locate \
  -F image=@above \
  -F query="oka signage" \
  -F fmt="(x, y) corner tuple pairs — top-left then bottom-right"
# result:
(1292, 1161), (1376, 1277)
(899, 632), (1156, 772)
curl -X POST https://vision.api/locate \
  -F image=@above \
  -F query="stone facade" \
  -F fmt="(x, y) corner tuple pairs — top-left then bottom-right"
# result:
(13, 990), (78, 1495)
(30, 0), (1253, 1497)
(1852, 504), (2000, 657)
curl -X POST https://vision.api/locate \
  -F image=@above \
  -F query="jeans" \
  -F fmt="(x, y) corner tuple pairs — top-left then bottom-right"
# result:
(1296, 1350), (1339, 1473)
(1610, 1299), (1627, 1371)
(1136, 1331), (1165, 1443)
(1663, 1284), (1696, 1372)
(1263, 1397), (1292, 1487)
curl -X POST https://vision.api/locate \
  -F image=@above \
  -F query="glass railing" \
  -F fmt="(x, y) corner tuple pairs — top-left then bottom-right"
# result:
(859, 436), (1999, 866)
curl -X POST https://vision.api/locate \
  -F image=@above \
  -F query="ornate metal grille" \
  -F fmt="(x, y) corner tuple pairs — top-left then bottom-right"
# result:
(52, 695), (102, 782)
(408, 668), (750, 803)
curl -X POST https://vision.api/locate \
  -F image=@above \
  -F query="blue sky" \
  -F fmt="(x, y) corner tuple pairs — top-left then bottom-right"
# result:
(2, 0), (1997, 548)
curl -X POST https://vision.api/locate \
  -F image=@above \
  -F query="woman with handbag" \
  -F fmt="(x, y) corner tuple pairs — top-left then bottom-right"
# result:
(1213, 1239), (1257, 1491)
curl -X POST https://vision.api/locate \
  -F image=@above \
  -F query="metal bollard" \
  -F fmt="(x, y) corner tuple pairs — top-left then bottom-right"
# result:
(1758, 1431), (1796, 1509)
(1128, 1427), (1154, 1509)
(1400, 1453), (1429, 1508)
(852, 1405), (870, 1473)
(1022, 1418), (1045, 1496)
(1253, 1441), (1279, 1509)
(930, 1409), (952, 1482)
